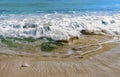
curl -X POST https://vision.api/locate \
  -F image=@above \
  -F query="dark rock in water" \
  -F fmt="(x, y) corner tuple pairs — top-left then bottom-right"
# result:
(69, 36), (79, 42)
(13, 25), (21, 28)
(0, 35), (4, 40)
(43, 26), (51, 31)
(101, 20), (108, 25)
(114, 31), (119, 35)
(0, 35), (4, 43)
(39, 37), (55, 42)
(56, 40), (68, 43)
(110, 20), (115, 24)
(101, 29), (108, 34)
(81, 29), (87, 34)
(81, 29), (94, 35)
(31, 24), (37, 28)
(72, 48), (82, 51)
(23, 25), (27, 28)
(75, 56), (83, 59)
(23, 23), (37, 28)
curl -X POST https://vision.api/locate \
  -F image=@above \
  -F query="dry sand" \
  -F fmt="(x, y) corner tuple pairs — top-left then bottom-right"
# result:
(0, 36), (120, 77)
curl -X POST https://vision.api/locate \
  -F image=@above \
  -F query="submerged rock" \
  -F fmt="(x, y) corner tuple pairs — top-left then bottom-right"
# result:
(0, 35), (4, 41)
(40, 41), (63, 52)
(110, 20), (115, 23)
(23, 23), (37, 29)
(81, 29), (95, 35)
(101, 20), (109, 25)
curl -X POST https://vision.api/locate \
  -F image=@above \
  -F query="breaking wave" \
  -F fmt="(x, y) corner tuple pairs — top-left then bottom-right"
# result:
(0, 13), (120, 40)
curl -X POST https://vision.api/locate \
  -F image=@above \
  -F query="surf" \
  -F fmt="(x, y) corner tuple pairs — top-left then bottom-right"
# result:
(0, 13), (120, 40)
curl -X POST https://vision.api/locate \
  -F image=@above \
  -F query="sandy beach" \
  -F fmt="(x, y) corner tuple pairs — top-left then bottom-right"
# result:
(0, 0), (120, 77)
(0, 36), (120, 77)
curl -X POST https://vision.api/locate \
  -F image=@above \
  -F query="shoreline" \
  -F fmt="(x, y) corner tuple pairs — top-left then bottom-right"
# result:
(0, 35), (119, 61)
(0, 35), (120, 77)
(0, 42), (119, 77)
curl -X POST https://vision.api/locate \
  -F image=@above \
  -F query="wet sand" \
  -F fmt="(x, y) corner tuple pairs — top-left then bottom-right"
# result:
(0, 36), (120, 77)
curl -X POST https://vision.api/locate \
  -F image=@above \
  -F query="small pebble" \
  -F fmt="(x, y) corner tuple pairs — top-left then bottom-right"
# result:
(75, 56), (83, 59)
(21, 63), (30, 67)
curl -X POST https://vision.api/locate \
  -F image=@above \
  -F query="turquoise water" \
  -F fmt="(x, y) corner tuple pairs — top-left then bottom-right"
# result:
(0, 0), (120, 14)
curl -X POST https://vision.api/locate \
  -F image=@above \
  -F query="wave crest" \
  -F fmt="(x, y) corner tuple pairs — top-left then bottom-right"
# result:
(0, 14), (120, 40)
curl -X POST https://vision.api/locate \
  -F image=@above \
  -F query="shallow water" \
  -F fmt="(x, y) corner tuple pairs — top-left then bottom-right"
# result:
(0, 42), (120, 77)
(0, 35), (119, 60)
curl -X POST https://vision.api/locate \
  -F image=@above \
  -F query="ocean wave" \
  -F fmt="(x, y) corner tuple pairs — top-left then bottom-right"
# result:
(0, 13), (120, 40)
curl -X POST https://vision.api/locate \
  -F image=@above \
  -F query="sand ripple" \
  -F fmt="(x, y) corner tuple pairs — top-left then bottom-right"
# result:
(0, 44), (120, 77)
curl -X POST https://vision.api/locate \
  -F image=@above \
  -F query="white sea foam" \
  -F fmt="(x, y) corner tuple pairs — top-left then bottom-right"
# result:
(0, 14), (120, 40)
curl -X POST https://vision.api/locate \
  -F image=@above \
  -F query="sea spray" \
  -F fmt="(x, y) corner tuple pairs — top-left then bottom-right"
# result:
(0, 14), (120, 40)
